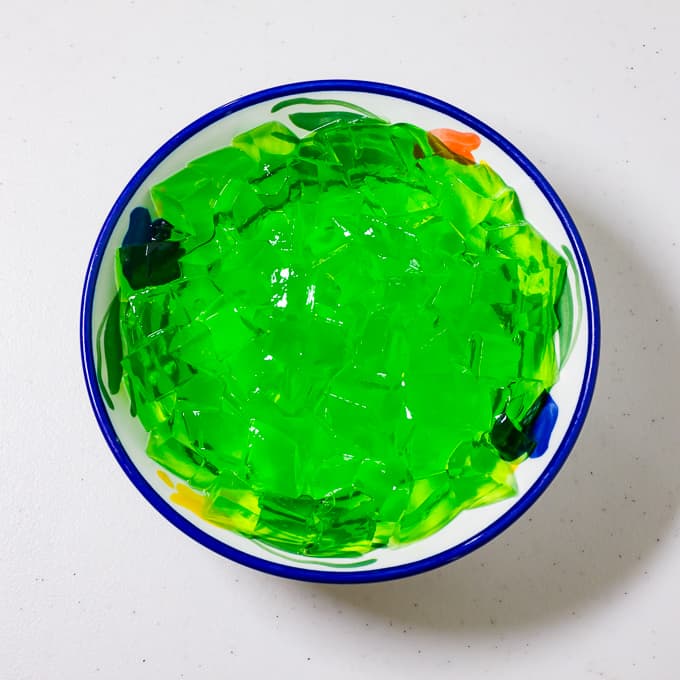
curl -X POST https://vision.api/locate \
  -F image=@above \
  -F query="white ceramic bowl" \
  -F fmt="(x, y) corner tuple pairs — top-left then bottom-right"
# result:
(81, 80), (599, 583)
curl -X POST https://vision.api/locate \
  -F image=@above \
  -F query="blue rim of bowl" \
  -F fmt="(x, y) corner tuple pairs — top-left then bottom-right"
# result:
(80, 79), (600, 584)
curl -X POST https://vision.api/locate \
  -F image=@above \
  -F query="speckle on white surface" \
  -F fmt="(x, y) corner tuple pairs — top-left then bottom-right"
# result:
(1, 1), (679, 678)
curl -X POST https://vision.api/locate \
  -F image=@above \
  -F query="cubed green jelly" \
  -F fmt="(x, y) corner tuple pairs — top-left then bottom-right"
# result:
(107, 111), (568, 557)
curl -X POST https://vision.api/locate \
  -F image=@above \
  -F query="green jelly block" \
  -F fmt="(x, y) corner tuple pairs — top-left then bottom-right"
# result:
(107, 113), (568, 558)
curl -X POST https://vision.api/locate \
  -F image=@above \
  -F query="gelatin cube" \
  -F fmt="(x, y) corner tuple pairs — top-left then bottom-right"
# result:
(371, 520), (399, 548)
(378, 486), (411, 523)
(131, 389), (177, 432)
(147, 192), (187, 239)
(187, 146), (259, 183)
(151, 166), (211, 202)
(315, 492), (381, 553)
(123, 289), (179, 344)
(149, 216), (174, 242)
(520, 330), (558, 385)
(494, 221), (548, 266)
(486, 189), (524, 226)
(452, 471), (515, 510)
(407, 425), (465, 479)
(449, 160), (511, 198)
(489, 456), (518, 489)
(361, 175), (436, 217)
(490, 413), (536, 461)
(405, 473), (450, 512)
(388, 122), (430, 161)
(232, 122), (298, 165)
(247, 418), (302, 497)
(179, 409), (248, 469)
(354, 129), (413, 174)
(474, 333), (522, 381)
(407, 367), (492, 435)
(518, 267), (552, 298)
(474, 260), (516, 305)
(313, 517), (376, 557)
(204, 495), (259, 533)
(415, 217), (466, 261)
(201, 304), (254, 359)
(310, 125), (357, 168)
(322, 389), (374, 446)
(190, 463), (220, 489)
(448, 440), (502, 478)
(504, 379), (546, 424)
(354, 457), (408, 504)
(307, 456), (361, 500)
(304, 207), (360, 259)
(211, 179), (251, 224)
(321, 374), (400, 457)
(181, 188), (220, 240)
(275, 362), (328, 416)
(151, 173), (217, 244)
(119, 241), (183, 290)
(418, 157), (493, 229)
(179, 241), (224, 279)
(204, 476), (261, 533)
(146, 429), (209, 484)
(254, 494), (318, 551)
(429, 271), (476, 324)
(173, 371), (226, 408)
(170, 325), (222, 375)
(356, 310), (402, 359)
(174, 277), (224, 321)
(121, 337), (183, 403)
(401, 486), (476, 543)
(397, 474), (453, 541)
(249, 211), (295, 252)
(250, 168), (292, 208)
(228, 339), (285, 401)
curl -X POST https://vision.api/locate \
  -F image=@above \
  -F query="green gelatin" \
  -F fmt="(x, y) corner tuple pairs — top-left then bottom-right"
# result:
(106, 106), (567, 557)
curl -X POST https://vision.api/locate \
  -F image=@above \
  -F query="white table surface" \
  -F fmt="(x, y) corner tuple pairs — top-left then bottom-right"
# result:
(2, 1), (678, 677)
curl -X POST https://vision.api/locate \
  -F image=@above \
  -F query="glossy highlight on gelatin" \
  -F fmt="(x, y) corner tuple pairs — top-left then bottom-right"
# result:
(99, 99), (569, 557)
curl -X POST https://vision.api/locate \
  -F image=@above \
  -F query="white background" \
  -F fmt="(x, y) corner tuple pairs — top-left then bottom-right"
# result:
(1, 1), (678, 678)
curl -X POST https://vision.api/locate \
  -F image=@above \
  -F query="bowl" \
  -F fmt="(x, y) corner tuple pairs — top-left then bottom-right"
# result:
(80, 80), (599, 583)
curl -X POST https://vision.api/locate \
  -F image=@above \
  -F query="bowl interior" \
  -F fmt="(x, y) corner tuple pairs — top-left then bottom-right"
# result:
(83, 82), (596, 580)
